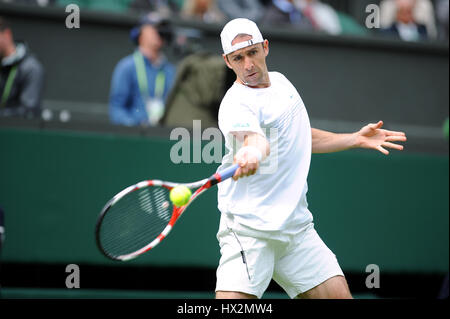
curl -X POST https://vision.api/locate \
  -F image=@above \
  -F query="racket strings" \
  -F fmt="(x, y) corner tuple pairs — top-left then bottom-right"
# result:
(99, 186), (173, 258)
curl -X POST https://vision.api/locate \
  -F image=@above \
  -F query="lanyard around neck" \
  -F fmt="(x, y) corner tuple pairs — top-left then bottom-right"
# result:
(133, 51), (165, 100)
(1, 65), (18, 108)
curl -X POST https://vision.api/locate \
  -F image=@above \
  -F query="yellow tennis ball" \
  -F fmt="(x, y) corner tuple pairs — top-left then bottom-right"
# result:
(169, 185), (192, 207)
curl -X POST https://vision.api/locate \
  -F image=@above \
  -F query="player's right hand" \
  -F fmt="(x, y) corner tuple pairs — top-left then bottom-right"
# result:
(232, 146), (262, 181)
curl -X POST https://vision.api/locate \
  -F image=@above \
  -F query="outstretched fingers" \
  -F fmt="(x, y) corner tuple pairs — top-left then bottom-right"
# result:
(382, 130), (407, 152)
(376, 145), (389, 155)
(382, 141), (404, 151)
(382, 129), (407, 138)
(370, 121), (384, 130)
(385, 135), (407, 142)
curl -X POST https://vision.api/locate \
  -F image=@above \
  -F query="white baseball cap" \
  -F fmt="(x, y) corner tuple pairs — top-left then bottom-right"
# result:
(220, 18), (264, 55)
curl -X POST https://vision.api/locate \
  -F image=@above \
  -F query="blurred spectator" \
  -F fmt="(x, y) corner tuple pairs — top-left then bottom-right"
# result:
(217, 0), (264, 22)
(296, 0), (342, 35)
(380, 0), (437, 39)
(161, 52), (235, 128)
(0, 0), (54, 5)
(436, 0), (449, 41)
(261, 0), (313, 29)
(181, 0), (227, 24)
(109, 14), (176, 126)
(0, 17), (44, 119)
(381, 0), (429, 41)
(128, 0), (182, 15)
(56, 0), (129, 13)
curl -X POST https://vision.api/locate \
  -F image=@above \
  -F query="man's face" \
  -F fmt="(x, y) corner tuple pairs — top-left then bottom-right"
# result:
(139, 25), (163, 51)
(0, 29), (11, 58)
(396, 0), (415, 24)
(223, 34), (270, 88)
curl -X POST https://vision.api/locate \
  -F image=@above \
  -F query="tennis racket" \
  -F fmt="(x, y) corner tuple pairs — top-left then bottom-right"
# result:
(95, 163), (239, 261)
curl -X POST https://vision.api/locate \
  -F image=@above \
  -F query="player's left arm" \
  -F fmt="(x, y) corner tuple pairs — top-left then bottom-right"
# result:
(312, 121), (407, 155)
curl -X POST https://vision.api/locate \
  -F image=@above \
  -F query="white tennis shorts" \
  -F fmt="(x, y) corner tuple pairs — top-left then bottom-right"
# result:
(215, 222), (344, 299)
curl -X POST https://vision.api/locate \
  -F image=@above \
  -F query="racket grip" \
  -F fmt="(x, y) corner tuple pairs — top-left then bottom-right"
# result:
(218, 163), (240, 181)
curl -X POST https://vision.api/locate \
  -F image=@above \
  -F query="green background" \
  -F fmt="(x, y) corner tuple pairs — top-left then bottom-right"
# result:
(1, 127), (448, 273)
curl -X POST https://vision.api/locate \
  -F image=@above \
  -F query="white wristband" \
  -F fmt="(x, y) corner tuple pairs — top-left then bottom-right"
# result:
(236, 145), (263, 162)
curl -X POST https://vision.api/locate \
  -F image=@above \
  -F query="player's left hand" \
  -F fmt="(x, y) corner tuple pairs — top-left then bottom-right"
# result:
(356, 121), (407, 155)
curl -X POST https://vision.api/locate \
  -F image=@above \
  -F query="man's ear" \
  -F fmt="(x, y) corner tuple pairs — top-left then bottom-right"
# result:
(263, 40), (269, 57)
(223, 54), (233, 69)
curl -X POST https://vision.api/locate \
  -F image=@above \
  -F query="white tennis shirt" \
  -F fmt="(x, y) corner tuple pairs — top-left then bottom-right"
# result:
(217, 72), (313, 234)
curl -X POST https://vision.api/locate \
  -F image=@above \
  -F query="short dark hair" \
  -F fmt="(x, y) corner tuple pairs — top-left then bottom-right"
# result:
(0, 16), (11, 32)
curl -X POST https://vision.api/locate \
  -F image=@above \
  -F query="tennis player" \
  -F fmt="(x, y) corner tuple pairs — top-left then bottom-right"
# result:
(215, 18), (407, 299)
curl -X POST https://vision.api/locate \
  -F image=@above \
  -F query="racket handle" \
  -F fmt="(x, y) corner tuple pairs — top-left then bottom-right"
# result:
(218, 163), (240, 181)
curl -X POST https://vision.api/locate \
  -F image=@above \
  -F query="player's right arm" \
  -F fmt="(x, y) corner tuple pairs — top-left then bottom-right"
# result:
(231, 131), (270, 181)
(218, 94), (269, 181)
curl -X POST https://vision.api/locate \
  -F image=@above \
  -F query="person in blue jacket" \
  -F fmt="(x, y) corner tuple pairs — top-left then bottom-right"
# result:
(109, 14), (176, 126)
